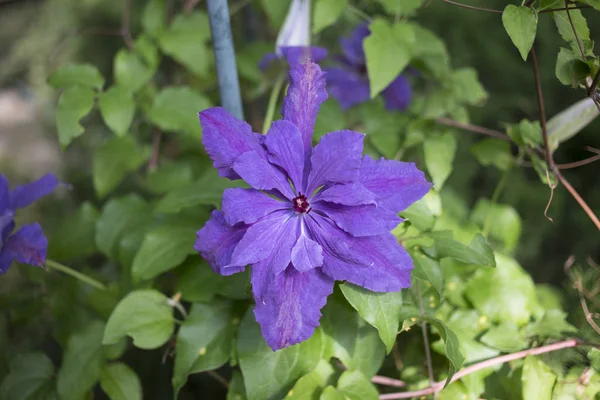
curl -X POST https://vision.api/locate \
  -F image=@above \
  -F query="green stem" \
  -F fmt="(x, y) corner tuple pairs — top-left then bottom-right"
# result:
(45, 259), (106, 291)
(483, 168), (510, 237)
(262, 74), (286, 134)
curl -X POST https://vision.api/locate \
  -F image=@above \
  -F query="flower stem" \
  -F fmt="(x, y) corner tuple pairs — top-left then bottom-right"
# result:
(45, 259), (106, 291)
(262, 74), (286, 134)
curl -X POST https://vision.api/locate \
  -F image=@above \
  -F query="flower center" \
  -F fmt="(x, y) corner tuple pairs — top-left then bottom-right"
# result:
(292, 194), (311, 214)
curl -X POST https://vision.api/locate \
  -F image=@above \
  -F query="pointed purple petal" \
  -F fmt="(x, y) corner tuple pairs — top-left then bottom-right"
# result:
(199, 107), (265, 180)
(281, 60), (328, 154)
(307, 214), (412, 292)
(359, 155), (431, 213)
(0, 175), (9, 212)
(259, 52), (279, 71)
(253, 264), (334, 350)
(382, 75), (412, 111)
(291, 227), (323, 272)
(2, 223), (47, 267)
(280, 46), (328, 66)
(314, 202), (402, 237)
(325, 68), (371, 110)
(9, 174), (60, 210)
(232, 151), (295, 199)
(264, 120), (305, 192)
(194, 210), (247, 276)
(222, 188), (287, 226)
(340, 24), (370, 66)
(306, 130), (364, 194)
(313, 182), (375, 206)
(229, 211), (297, 273)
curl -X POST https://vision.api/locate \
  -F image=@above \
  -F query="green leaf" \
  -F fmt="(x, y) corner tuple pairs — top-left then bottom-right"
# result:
(410, 25), (450, 78)
(364, 20), (415, 98)
(237, 308), (322, 400)
(471, 199), (522, 251)
(173, 299), (237, 394)
(175, 259), (223, 303)
(588, 348), (600, 372)
(287, 360), (335, 400)
(260, 0), (291, 28)
(360, 101), (407, 159)
(314, 99), (345, 142)
(141, 0), (166, 37)
(553, 10), (591, 54)
(470, 139), (513, 171)
(451, 68), (488, 106)
(131, 224), (196, 282)
(148, 86), (211, 136)
(48, 202), (99, 261)
(377, 0), (422, 16)
(56, 86), (95, 148)
(399, 189), (440, 232)
(424, 131), (456, 190)
(313, 0), (347, 33)
(93, 136), (149, 198)
(142, 162), (194, 194)
(156, 169), (243, 213)
(525, 309), (577, 339)
(480, 322), (528, 352)
(465, 253), (539, 326)
(99, 86), (135, 136)
(422, 316), (464, 385)
(100, 363), (142, 400)
(96, 195), (153, 259)
(340, 283), (403, 353)
(57, 321), (105, 400)
(502, 5), (538, 61)
(227, 370), (247, 400)
(547, 97), (599, 149)
(522, 356), (556, 400)
(427, 231), (496, 267)
(321, 292), (386, 378)
(336, 370), (379, 400)
(555, 47), (591, 87)
(103, 290), (174, 349)
(506, 119), (542, 148)
(320, 386), (345, 400)
(158, 11), (212, 76)
(48, 63), (104, 89)
(0, 352), (57, 400)
(410, 251), (444, 297)
(114, 48), (155, 92)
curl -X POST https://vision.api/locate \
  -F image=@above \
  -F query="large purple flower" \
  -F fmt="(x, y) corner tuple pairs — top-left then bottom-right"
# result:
(327, 23), (412, 111)
(195, 60), (430, 351)
(0, 173), (60, 273)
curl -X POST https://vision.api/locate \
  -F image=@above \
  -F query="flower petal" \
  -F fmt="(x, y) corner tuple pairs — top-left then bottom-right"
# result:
(281, 60), (328, 154)
(276, 0), (310, 49)
(2, 223), (48, 267)
(199, 107), (265, 180)
(314, 202), (402, 237)
(280, 46), (328, 66)
(264, 120), (305, 192)
(222, 188), (287, 226)
(306, 130), (364, 194)
(229, 211), (297, 273)
(325, 67), (370, 110)
(258, 52), (279, 71)
(232, 151), (294, 199)
(291, 226), (323, 272)
(0, 211), (15, 245)
(313, 182), (375, 206)
(0, 175), (9, 212)
(382, 75), (412, 111)
(340, 23), (370, 66)
(359, 155), (431, 213)
(194, 210), (247, 276)
(253, 264), (334, 350)
(307, 214), (412, 292)
(9, 174), (60, 210)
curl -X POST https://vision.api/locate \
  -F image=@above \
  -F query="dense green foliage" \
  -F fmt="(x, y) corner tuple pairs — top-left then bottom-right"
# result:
(0, 0), (599, 399)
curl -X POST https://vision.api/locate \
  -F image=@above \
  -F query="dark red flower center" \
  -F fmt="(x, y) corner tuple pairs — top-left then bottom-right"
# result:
(292, 194), (311, 214)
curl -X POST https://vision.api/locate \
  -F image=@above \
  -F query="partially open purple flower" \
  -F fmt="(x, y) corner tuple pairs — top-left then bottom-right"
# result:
(0, 174), (59, 273)
(327, 23), (412, 111)
(195, 60), (430, 350)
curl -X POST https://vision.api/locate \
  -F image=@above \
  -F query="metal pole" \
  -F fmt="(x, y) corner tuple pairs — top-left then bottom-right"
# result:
(206, 0), (244, 120)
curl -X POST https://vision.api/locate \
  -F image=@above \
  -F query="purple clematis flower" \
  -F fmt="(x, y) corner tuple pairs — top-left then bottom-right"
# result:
(0, 173), (60, 274)
(195, 60), (430, 351)
(327, 23), (412, 111)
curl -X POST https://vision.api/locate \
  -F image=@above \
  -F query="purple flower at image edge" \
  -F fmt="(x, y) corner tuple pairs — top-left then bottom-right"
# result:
(326, 23), (412, 111)
(0, 174), (60, 273)
(195, 60), (430, 351)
